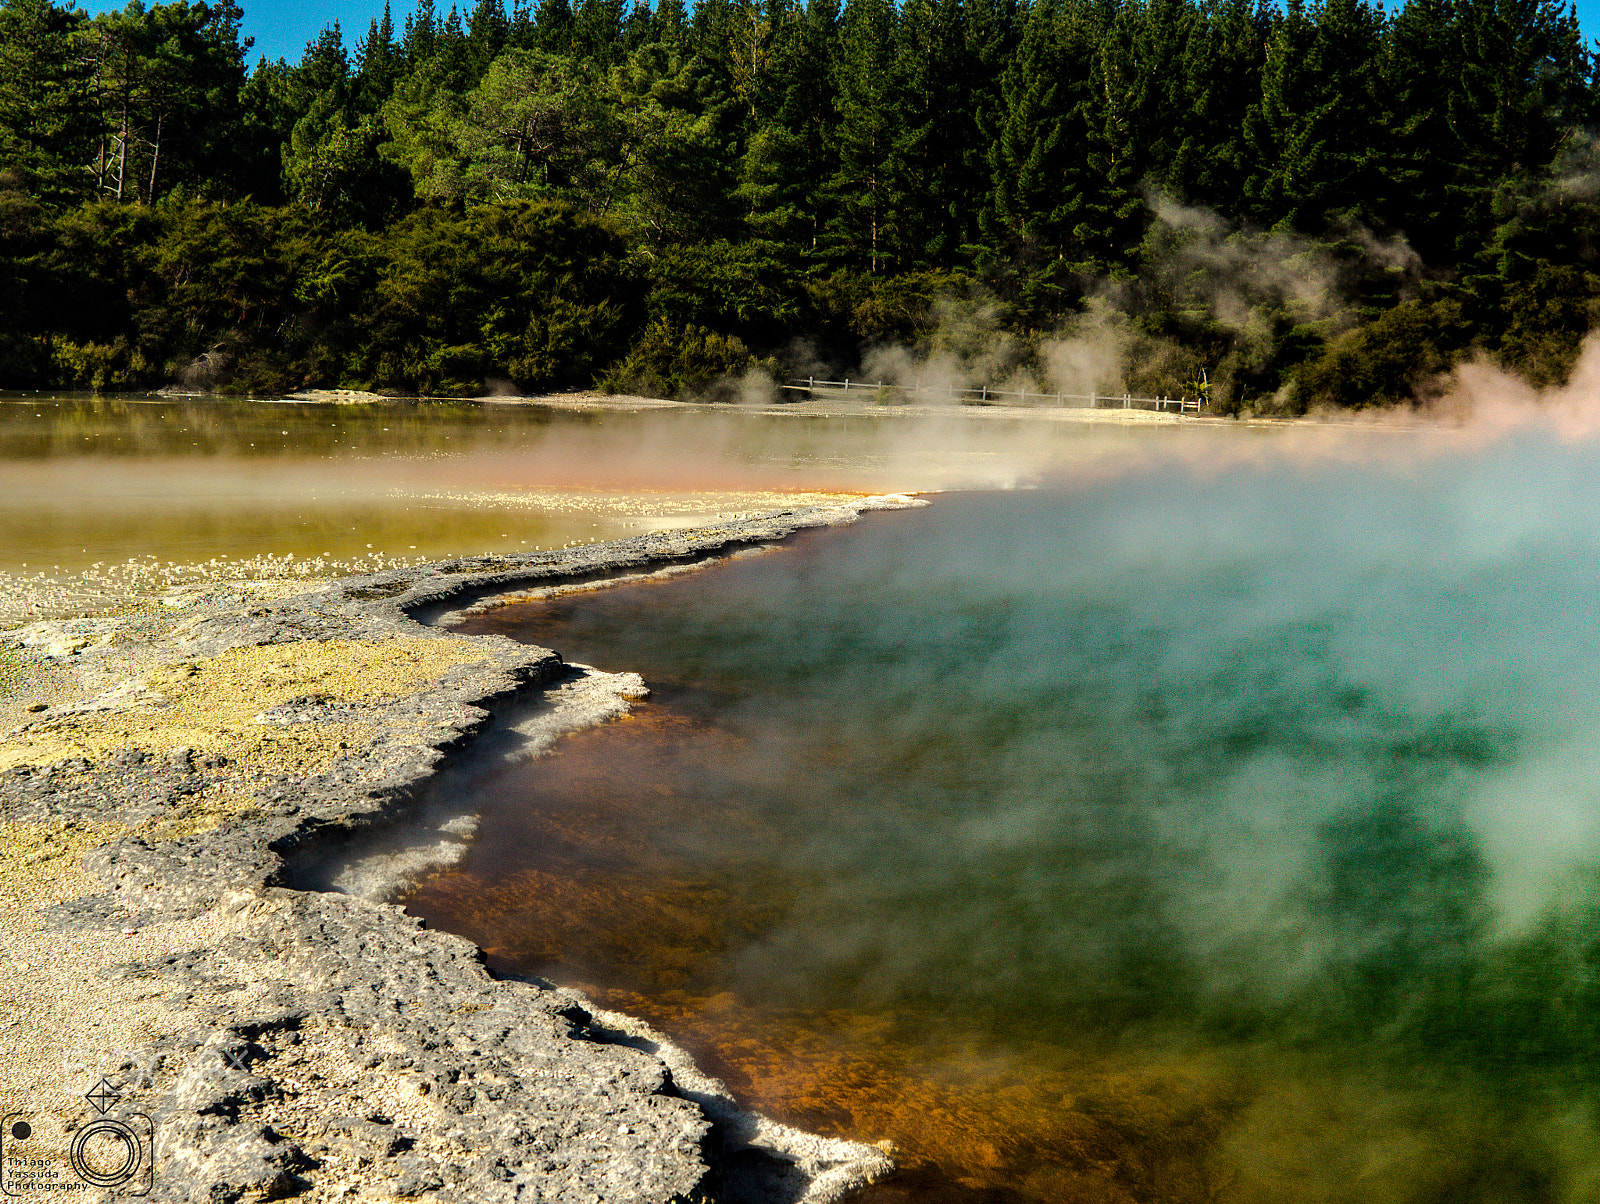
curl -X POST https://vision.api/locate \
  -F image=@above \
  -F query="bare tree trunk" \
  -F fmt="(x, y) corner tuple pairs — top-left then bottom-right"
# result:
(113, 65), (131, 202)
(82, 34), (112, 195)
(146, 108), (163, 204)
(869, 167), (878, 275)
(114, 37), (139, 203)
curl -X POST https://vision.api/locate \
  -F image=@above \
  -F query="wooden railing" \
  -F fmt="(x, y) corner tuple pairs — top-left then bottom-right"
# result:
(782, 377), (1204, 413)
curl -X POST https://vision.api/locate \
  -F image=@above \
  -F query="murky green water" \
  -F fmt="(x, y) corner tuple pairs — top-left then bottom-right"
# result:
(0, 394), (1180, 623)
(407, 430), (1600, 1202)
(0, 396), (722, 576)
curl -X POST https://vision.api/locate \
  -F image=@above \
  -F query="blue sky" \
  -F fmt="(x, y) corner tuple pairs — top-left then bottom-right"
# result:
(239, 0), (387, 64)
(77, 0), (415, 65)
(76, 0), (1600, 70)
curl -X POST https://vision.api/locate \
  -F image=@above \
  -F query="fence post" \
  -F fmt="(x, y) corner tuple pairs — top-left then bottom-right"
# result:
(844, 378), (849, 392)
(981, 385), (988, 402)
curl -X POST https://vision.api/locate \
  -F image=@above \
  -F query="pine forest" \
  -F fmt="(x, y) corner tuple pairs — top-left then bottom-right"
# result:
(0, 0), (1594, 411)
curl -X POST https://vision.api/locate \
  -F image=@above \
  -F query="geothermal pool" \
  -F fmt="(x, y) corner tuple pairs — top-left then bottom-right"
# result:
(405, 427), (1600, 1203)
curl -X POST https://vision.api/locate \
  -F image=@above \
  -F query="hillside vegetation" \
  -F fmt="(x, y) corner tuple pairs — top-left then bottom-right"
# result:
(0, 0), (1594, 410)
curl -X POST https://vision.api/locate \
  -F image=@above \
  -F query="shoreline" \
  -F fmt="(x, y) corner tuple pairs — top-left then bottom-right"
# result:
(182, 386), (1426, 431)
(0, 499), (916, 1202)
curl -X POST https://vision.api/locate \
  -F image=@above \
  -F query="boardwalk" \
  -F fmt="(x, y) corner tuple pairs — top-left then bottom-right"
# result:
(784, 377), (1204, 413)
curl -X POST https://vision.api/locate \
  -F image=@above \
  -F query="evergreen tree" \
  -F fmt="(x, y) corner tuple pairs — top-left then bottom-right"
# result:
(0, 0), (92, 200)
(984, 0), (1067, 254)
(1098, 0), (1197, 195)
(1172, 0), (1273, 215)
(381, 56), (464, 197)
(728, 0), (787, 123)
(531, 0), (574, 52)
(448, 48), (597, 200)
(75, 0), (253, 204)
(298, 23), (352, 101)
(6, 0), (1600, 405)
(356, 4), (403, 113)
(982, 0), (1113, 270)
(1379, 0), (1458, 258)
(648, 0), (688, 45)
(737, 0), (839, 252)
(613, 26), (743, 242)
(885, 0), (967, 267)
(1448, 0), (1591, 289)
(403, 0), (439, 64)
(507, 0), (535, 47)
(466, 0), (510, 77)
(1246, 0), (1384, 231)
(620, 0), (653, 50)
(434, 5), (474, 86)
(572, 0), (626, 62)
(962, 0), (1018, 252)
(825, 0), (895, 271)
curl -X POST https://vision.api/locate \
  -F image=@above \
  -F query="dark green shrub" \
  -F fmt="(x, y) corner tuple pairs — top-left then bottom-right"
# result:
(600, 318), (766, 399)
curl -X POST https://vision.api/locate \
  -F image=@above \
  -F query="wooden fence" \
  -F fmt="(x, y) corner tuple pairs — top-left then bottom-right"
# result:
(783, 377), (1204, 413)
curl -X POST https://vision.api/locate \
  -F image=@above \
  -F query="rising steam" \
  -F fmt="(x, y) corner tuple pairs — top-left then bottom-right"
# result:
(812, 192), (1436, 412)
(484, 414), (1600, 1066)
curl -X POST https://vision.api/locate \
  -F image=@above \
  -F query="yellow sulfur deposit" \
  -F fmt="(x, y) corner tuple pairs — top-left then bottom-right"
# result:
(0, 638), (488, 776)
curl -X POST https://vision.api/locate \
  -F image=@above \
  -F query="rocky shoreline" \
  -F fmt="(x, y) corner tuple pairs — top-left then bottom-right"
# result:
(0, 499), (916, 1203)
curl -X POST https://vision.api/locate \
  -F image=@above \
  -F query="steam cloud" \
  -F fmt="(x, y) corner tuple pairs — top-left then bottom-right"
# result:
(813, 193), (1429, 411)
(418, 401), (1600, 1197)
(510, 417), (1600, 1071)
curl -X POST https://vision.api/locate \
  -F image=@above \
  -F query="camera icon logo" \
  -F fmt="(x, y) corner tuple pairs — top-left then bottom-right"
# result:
(2, 1078), (154, 1196)
(69, 1113), (153, 1191)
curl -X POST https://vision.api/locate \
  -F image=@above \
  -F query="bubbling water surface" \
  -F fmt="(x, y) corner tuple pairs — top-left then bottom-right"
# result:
(406, 430), (1600, 1202)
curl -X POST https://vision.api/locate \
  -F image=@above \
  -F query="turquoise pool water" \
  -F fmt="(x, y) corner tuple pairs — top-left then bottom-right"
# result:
(409, 428), (1600, 1201)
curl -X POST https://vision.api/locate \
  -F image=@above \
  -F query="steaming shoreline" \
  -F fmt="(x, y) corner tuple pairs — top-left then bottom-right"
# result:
(197, 383), (1208, 422)
(0, 499), (916, 1203)
(275, 386), (1431, 431)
